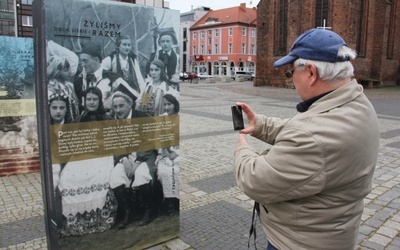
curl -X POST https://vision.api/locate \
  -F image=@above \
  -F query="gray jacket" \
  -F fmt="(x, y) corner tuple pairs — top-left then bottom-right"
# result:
(234, 80), (379, 249)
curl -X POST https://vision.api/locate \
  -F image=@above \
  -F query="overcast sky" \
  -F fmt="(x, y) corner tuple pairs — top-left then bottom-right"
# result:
(167, 0), (260, 13)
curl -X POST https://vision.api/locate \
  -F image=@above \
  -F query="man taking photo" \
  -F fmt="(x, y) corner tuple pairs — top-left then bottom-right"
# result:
(234, 28), (380, 250)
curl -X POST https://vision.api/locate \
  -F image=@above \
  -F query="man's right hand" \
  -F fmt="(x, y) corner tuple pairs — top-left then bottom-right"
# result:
(236, 102), (256, 135)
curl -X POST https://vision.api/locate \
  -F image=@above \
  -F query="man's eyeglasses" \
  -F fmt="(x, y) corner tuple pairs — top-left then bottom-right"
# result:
(284, 65), (304, 78)
(284, 68), (296, 78)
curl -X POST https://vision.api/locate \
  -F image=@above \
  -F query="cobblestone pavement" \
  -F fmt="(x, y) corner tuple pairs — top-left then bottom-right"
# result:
(1, 80), (400, 250)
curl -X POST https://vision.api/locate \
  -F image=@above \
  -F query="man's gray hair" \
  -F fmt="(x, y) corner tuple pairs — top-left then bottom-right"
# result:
(295, 46), (357, 83)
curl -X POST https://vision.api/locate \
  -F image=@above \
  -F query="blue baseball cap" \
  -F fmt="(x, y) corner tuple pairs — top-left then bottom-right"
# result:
(273, 28), (349, 68)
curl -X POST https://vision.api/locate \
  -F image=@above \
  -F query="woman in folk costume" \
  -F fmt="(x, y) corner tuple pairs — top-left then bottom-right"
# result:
(50, 93), (72, 189)
(57, 86), (116, 236)
(157, 90), (180, 215)
(48, 93), (73, 125)
(49, 93), (73, 231)
(102, 34), (146, 94)
(47, 40), (80, 120)
(74, 86), (111, 122)
(137, 60), (169, 116)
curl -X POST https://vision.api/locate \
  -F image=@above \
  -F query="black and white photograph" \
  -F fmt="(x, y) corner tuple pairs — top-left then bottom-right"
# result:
(35, 0), (181, 248)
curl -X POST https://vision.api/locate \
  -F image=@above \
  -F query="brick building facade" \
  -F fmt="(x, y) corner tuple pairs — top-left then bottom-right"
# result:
(255, 0), (400, 87)
(190, 3), (257, 77)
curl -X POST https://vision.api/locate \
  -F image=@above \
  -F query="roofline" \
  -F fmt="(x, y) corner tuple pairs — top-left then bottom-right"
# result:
(190, 22), (257, 31)
(189, 5), (257, 31)
(180, 9), (210, 16)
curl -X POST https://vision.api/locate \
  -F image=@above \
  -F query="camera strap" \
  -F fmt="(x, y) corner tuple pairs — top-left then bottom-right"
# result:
(248, 201), (260, 249)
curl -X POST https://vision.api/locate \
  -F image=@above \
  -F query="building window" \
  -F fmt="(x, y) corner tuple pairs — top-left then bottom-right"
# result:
(242, 28), (246, 36)
(21, 0), (33, 5)
(228, 44), (233, 54)
(251, 29), (256, 37)
(230, 62), (235, 75)
(183, 28), (187, 52)
(208, 49), (211, 55)
(213, 61), (220, 75)
(249, 62), (255, 73)
(208, 30), (212, 35)
(1, 0), (14, 13)
(238, 61), (244, 71)
(241, 44), (246, 54)
(0, 20), (15, 36)
(200, 45), (204, 55)
(193, 32), (196, 39)
(221, 61), (227, 75)
(183, 27), (187, 39)
(191, 62), (197, 72)
(275, 0), (288, 56)
(208, 38), (211, 45)
(315, 0), (329, 27)
(229, 28), (233, 36)
(357, 1), (367, 57)
(183, 54), (187, 72)
(193, 46), (196, 55)
(200, 62), (206, 73)
(387, 1), (395, 59)
(214, 44), (219, 54)
(250, 45), (255, 55)
(22, 15), (33, 27)
(214, 29), (219, 37)
(201, 31), (205, 38)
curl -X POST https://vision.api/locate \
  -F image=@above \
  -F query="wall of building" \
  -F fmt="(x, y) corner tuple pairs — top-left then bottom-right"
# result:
(16, 0), (33, 37)
(179, 8), (209, 73)
(190, 24), (257, 77)
(256, 0), (400, 87)
(0, 0), (15, 36)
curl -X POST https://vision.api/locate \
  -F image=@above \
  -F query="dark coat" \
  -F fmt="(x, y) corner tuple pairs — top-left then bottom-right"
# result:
(73, 69), (121, 112)
(148, 50), (178, 80)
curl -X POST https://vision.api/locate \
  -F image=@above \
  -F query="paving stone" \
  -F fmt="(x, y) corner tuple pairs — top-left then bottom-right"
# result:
(373, 207), (397, 221)
(165, 238), (191, 250)
(360, 239), (386, 250)
(388, 236), (400, 247)
(369, 234), (392, 247)
(378, 189), (400, 202)
(180, 200), (268, 250)
(392, 213), (400, 222)
(236, 194), (250, 201)
(384, 220), (400, 231)
(388, 200), (400, 210)
(377, 226), (398, 238)
(188, 172), (236, 194)
(191, 190), (207, 197)
(359, 224), (376, 236)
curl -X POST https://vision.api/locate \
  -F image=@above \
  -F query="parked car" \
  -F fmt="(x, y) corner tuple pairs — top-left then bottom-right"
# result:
(187, 72), (198, 79)
(232, 71), (254, 81)
(198, 73), (214, 79)
(179, 71), (188, 80)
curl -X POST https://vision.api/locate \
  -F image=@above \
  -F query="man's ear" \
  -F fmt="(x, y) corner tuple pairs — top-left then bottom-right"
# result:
(307, 64), (319, 86)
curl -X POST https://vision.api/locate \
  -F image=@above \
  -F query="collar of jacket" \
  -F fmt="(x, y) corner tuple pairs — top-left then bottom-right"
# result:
(296, 79), (362, 113)
(296, 91), (332, 112)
